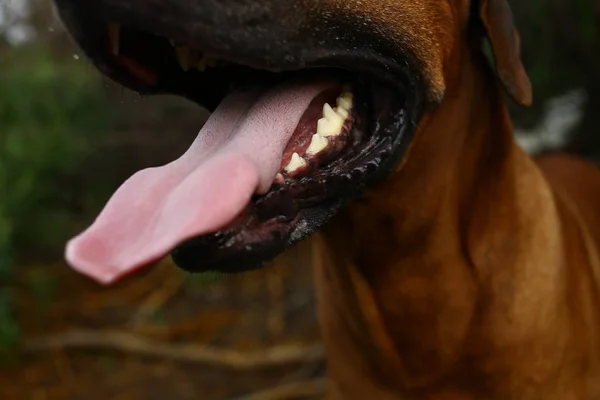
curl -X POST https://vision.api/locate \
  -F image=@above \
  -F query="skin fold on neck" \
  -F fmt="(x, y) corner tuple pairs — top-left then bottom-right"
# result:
(308, 37), (600, 400)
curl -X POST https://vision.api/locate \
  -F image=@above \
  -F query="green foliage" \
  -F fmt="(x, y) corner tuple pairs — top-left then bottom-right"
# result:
(0, 44), (112, 350)
(25, 269), (58, 304)
(508, 0), (598, 129)
(0, 288), (19, 357)
(0, 47), (111, 251)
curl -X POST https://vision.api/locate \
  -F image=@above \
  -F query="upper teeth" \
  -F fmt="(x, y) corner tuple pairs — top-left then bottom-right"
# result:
(175, 45), (198, 71)
(196, 56), (217, 71)
(173, 43), (217, 72)
(106, 23), (219, 72)
(102, 22), (355, 180)
(107, 23), (120, 56)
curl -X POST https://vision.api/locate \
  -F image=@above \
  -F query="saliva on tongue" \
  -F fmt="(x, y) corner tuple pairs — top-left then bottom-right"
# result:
(66, 79), (338, 284)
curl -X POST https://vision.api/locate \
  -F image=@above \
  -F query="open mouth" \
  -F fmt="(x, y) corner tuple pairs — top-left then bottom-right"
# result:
(60, 10), (421, 283)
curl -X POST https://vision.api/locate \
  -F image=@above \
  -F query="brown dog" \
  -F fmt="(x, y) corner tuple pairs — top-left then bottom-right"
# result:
(53, 0), (600, 398)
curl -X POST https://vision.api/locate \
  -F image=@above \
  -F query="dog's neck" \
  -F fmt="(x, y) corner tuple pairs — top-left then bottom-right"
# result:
(312, 44), (579, 398)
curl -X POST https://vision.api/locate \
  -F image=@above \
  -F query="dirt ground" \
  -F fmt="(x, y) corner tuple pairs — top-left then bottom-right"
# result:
(1, 240), (326, 400)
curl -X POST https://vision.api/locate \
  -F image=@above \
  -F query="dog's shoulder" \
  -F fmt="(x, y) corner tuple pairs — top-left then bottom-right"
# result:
(535, 152), (600, 251)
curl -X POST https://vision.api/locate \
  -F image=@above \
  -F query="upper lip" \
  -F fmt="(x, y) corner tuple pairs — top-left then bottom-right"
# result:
(54, 2), (414, 100)
(54, 6), (423, 176)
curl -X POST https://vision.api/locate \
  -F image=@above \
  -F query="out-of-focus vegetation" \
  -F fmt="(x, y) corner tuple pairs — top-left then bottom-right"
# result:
(509, 0), (600, 159)
(0, 46), (111, 254)
(0, 44), (112, 352)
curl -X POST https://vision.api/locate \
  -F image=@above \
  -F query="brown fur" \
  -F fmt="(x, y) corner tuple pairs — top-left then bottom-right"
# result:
(287, 0), (600, 398)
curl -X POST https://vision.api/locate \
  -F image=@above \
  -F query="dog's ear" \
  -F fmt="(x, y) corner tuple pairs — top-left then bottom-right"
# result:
(477, 0), (532, 107)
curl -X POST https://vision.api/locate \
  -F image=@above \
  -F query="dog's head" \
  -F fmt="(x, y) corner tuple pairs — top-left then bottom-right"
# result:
(56, 0), (531, 282)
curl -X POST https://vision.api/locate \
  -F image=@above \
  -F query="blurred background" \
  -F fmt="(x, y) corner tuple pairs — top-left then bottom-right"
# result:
(0, 0), (598, 399)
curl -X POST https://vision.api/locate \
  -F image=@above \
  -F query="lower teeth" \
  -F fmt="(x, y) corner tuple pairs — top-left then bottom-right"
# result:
(280, 88), (354, 176)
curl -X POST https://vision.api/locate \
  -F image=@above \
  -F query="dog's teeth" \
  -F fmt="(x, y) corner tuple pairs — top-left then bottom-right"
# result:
(336, 107), (349, 119)
(316, 92), (353, 137)
(316, 118), (329, 135)
(175, 45), (193, 71)
(317, 112), (345, 137)
(317, 117), (339, 137)
(107, 23), (120, 56)
(323, 103), (344, 124)
(319, 103), (345, 137)
(306, 134), (329, 156)
(196, 58), (207, 71)
(274, 173), (285, 184)
(336, 93), (353, 111)
(206, 57), (217, 68)
(190, 50), (200, 65)
(284, 152), (308, 173)
(196, 56), (217, 71)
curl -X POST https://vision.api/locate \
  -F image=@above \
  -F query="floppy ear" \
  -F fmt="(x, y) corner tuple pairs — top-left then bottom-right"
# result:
(478, 0), (532, 107)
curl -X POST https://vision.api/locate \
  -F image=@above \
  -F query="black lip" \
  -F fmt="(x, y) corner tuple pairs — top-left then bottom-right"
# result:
(172, 83), (415, 274)
(54, 0), (421, 101)
(53, 0), (425, 274)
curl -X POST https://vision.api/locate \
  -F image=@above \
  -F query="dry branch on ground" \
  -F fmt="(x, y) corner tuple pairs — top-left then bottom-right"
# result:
(237, 378), (327, 400)
(25, 329), (324, 369)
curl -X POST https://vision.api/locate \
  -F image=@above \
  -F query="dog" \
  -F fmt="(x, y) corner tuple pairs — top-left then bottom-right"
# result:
(53, 0), (600, 398)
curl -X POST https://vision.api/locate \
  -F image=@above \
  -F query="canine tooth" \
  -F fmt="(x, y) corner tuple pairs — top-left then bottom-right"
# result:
(175, 45), (193, 71)
(284, 152), (307, 173)
(196, 56), (217, 71)
(196, 56), (210, 71)
(205, 57), (217, 68)
(196, 58), (207, 71)
(190, 50), (200, 65)
(317, 116), (344, 137)
(306, 134), (328, 155)
(107, 23), (120, 56)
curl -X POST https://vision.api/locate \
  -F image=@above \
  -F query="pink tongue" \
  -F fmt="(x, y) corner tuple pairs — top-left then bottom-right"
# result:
(66, 80), (333, 284)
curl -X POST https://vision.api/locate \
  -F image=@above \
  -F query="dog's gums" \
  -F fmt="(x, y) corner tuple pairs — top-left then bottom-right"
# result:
(59, 8), (421, 282)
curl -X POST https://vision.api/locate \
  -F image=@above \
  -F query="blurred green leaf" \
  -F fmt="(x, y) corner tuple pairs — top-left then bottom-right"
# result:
(0, 43), (113, 349)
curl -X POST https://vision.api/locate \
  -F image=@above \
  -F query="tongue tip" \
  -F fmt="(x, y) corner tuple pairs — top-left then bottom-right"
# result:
(65, 237), (129, 285)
